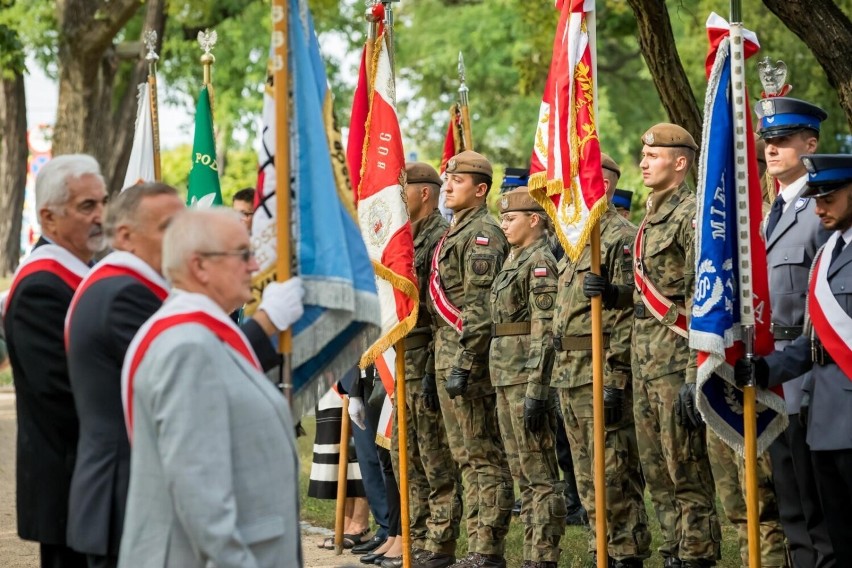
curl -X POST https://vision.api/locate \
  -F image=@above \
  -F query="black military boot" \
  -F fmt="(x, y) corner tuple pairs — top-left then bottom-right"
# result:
(521, 562), (558, 568)
(414, 551), (455, 568)
(663, 558), (683, 568)
(612, 558), (644, 568)
(680, 561), (715, 568)
(449, 553), (481, 568)
(478, 554), (507, 568)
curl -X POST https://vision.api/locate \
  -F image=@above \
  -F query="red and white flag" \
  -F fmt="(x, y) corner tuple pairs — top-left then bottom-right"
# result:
(528, 0), (607, 262)
(352, 31), (418, 367)
(122, 83), (157, 190)
(440, 103), (463, 175)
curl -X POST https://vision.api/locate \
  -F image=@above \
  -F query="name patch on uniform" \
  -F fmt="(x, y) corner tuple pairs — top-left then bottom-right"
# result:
(795, 197), (808, 212)
(534, 267), (548, 278)
(475, 236), (489, 246)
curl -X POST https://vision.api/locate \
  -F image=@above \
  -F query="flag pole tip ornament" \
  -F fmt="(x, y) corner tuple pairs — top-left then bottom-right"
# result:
(641, 123), (698, 152)
(753, 97), (827, 140)
(801, 154), (852, 198)
(757, 56), (791, 98)
(197, 29), (217, 64)
(143, 30), (159, 63)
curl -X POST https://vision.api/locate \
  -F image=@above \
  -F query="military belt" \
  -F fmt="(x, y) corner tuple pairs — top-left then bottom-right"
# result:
(491, 322), (531, 337)
(633, 303), (654, 319)
(404, 334), (431, 350)
(770, 323), (803, 341)
(811, 340), (834, 366)
(553, 334), (611, 351)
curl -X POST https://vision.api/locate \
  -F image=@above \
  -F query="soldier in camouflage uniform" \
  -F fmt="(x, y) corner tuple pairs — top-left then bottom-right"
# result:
(490, 187), (564, 568)
(389, 162), (460, 568)
(554, 155), (650, 568)
(586, 125), (720, 568)
(428, 151), (513, 568)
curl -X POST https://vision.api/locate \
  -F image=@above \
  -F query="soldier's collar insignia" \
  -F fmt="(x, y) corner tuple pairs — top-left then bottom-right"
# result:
(642, 132), (655, 145)
(760, 99), (775, 117)
(795, 197), (808, 212)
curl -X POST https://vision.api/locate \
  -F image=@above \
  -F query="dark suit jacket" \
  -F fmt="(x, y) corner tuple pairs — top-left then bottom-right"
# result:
(5, 238), (80, 544)
(66, 273), (280, 555)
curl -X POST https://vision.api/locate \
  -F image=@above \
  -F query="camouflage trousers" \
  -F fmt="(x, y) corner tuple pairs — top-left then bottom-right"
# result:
(391, 378), (462, 555)
(633, 370), (721, 563)
(558, 384), (651, 561)
(436, 372), (514, 556)
(494, 384), (564, 563)
(706, 430), (787, 567)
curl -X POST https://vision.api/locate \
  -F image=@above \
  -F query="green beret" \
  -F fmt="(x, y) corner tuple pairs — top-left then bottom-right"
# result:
(641, 123), (698, 152)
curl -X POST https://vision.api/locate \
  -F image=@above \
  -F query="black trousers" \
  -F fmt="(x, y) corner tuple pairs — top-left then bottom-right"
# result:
(40, 544), (86, 568)
(768, 415), (835, 568)
(378, 445), (402, 538)
(86, 554), (118, 568)
(812, 449), (852, 568)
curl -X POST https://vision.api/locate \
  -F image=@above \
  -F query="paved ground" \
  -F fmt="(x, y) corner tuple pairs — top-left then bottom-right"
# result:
(0, 391), (358, 568)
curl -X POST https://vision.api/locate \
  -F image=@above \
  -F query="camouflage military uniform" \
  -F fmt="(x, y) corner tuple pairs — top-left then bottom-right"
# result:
(551, 206), (651, 562)
(430, 205), (514, 557)
(631, 183), (720, 564)
(391, 209), (461, 556)
(705, 432), (786, 567)
(490, 237), (564, 563)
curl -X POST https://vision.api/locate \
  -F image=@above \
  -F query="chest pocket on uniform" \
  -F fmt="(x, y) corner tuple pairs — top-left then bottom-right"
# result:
(493, 273), (526, 318)
(468, 253), (498, 286)
(643, 231), (676, 258)
(829, 276), (852, 314)
(774, 246), (808, 292)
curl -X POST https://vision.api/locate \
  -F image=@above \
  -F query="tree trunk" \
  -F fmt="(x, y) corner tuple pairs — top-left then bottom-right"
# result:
(51, 0), (145, 185)
(0, 73), (28, 275)
(624, 0), (702, 142)
(762, 0), (852, 130)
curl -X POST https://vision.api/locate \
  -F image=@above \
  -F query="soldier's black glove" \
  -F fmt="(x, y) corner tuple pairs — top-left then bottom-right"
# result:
(675, 383), (704, 430)
(421, 373), (439, 412)
(445, 367), (470, 399)
(524, 397), (548, 433)
(603, 387), (624, 426)
(582, 266), (618, 307)
(733, 356), (769, 389)
(799, 391), (810, 429)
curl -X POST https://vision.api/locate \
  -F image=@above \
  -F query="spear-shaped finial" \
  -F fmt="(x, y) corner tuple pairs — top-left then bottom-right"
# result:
(144, 30), (159, 65)
(458, 51), (466, 86)
(457, 51), (473, 150)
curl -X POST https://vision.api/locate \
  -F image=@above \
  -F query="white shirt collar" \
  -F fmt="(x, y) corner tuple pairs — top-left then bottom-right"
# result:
(840, 227), (852, 247)
(779, 174), (808, 212)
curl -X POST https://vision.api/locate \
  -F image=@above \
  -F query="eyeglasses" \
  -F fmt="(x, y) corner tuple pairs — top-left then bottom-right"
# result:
(198, 249), (255, 263)
(237, 210), (254, 218)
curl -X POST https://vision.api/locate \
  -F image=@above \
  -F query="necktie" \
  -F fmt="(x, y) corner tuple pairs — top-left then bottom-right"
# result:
(765, 195), (784, 239)
(829, 236), (846, 268)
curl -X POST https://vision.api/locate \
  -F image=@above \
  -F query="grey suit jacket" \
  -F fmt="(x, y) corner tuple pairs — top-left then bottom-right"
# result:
(764, 187), (829, 413)
(118, 324), (301, 568)
(766, 238), (852, 451)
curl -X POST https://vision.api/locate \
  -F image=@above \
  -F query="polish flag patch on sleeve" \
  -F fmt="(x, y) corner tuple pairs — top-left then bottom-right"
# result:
(475, 235), (489, 246)
(534, 267), (548, 277)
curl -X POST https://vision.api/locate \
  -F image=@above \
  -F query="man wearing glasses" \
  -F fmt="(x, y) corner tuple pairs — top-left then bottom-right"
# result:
(232, 187), (256, 232)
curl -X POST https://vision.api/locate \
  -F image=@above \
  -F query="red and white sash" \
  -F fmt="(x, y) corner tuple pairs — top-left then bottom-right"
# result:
(634, 219), (689, 338)
(3, 244), (90, 316)
(121, 290), (261, 441)
(428, 233), (463, 333)
(808, 233), (852, 380)
(64, 251), (170, 348)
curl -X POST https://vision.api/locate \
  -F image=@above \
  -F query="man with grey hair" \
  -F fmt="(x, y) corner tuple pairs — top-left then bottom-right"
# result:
(4, 154), (107, 568)
(119, 208), (302, 568)
(65, 185), (303, 568)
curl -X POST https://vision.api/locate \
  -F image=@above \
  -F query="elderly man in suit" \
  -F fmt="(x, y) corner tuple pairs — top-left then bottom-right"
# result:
(118, 208), (303, 568)
(737, 154), (852, 567)
(755, 97), (835, 568)
(66, 184), (303, 568)
(4, 154), (108, 568)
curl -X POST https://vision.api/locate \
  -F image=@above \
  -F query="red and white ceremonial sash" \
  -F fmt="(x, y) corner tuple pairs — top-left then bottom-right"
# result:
(121, 290), (261, 442)
(4, 244), (89, 316)
(374, 347), (396, 449)
(64, 251), (169, 348)
(634, 219), (689, 338)
(428, 233), (463, 334)
(808, 234), (852, 380)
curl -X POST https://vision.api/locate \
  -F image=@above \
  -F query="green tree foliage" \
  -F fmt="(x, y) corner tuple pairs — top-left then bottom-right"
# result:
(161, 143), (258, 205)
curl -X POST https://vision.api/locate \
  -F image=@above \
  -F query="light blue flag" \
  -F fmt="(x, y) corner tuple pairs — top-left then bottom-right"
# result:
(250, 0), (380, 420)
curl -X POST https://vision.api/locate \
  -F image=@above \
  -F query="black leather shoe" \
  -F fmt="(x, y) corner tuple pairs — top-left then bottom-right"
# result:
(479, 554), (507, 568)
(360, 552), (384, 564)
(353, 535), (387, 554)
(380, 556), (403, 568)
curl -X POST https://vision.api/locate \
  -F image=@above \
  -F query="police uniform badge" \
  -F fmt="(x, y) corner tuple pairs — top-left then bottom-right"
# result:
(759, 99), (775, 117)
(642, 132), (655, 145)
(795, 197), (808, 212)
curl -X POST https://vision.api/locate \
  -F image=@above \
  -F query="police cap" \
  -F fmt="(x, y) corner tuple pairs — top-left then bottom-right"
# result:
(612, 188), (633, 211)
(641, 123), (699, 152)
(499, 186), (544, 214)
(754, 97), (827, 140)
(800, 154), (852, 198)
(501, 167), (529, 194)
(445, 150), (493, 180)
(405, 161), (442, 187)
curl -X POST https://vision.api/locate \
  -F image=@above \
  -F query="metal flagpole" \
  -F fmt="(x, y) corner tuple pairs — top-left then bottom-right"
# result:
(365, 2), (380, 87)
(458, 52), (474, 151)
(143, 30), (162, 181)
(730, 1), (761, 566)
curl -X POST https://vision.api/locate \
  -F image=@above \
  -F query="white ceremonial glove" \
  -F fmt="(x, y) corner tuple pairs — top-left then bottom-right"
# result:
(258, 277), (305, 331)
(348, 396), (367, 430)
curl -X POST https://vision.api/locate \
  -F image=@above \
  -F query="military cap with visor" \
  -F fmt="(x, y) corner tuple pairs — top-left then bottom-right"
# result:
(405, 161), (443, 187)
(800, 154), (852, 198)
(641, 123), (699, 152)
(445, 150), (493, 180)
(612, 188), (633, 211)
(754, 97), (827, 140)
(499, 186), (544, 214)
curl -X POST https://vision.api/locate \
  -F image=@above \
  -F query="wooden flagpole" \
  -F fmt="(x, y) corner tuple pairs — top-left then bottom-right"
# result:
(458, 51), (474, 151)
(143, 31), (161, 181)
(729, 1), (761, 565)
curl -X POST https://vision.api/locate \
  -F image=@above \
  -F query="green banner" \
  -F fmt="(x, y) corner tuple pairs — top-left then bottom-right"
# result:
(187, 85), (223, 207)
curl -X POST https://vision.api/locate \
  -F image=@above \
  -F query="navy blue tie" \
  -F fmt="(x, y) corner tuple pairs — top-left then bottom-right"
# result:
(830, 236), (846, 268)
(765, 196), (784, 239)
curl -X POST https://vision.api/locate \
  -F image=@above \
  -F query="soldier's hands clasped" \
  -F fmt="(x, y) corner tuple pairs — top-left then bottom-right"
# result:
(445, 367), (470, 399)
(421, 373), (439, 411)
(675, 383), (704, 430)
(603, 387), (624, 426)
(582, 267), (617, 307)
(733, 356), (769, 389)
(523, 397), (548, 433)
